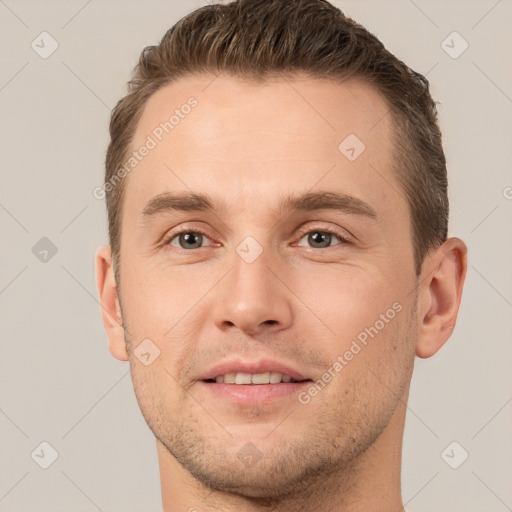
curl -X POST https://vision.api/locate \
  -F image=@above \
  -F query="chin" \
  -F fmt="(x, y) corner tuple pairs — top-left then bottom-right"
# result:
(159, 432), (348, 501)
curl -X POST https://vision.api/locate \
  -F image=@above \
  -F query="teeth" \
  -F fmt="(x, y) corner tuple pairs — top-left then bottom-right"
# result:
(212, 372), (298, 384)
(269, 372), (282, 383)
(235, 373), (252, 384)
(251, 372), (270, 384)
(223, 373), (236, 384)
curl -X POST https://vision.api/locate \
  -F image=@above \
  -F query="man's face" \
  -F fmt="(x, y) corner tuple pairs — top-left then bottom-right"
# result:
(116, 73), (419, 497)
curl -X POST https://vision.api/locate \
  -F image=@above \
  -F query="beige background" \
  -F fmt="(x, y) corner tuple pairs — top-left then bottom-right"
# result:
(1, 0), (511, 510)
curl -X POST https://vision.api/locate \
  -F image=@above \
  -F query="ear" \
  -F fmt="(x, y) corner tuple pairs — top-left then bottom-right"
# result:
(95, 246), (128, 361)
(415, 237), (468, 358)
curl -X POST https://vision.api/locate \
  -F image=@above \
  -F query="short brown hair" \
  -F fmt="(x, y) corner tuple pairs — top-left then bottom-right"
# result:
(105, 0), (448, 279)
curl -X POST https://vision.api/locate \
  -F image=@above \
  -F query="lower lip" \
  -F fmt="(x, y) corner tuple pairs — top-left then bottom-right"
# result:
(198, 381), (311, 404)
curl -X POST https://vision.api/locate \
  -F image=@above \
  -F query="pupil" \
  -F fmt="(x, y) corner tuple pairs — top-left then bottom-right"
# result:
(181, 232), (202, 249)
(309, 232), (331, 248)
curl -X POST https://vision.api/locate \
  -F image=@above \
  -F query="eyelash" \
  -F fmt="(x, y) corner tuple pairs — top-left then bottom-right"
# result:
(162, 225), (352, 252)
(295, 225), (352, 248)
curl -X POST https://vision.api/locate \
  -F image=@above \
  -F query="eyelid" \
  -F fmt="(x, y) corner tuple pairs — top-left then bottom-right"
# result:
(161, 225), (217, 250)
(293, 223), (354, 245)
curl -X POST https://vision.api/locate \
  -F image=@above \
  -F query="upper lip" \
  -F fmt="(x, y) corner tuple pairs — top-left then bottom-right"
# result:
(198, 358), (311, 382)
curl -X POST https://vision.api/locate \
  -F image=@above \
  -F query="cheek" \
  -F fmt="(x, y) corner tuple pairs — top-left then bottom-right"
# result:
(120, 256), (203, 336)
(290, 263), (404, 343)
(319, 300), (415, 415)
(128, 360), (163, 426)
(121, 260), (214, 379)
(130, 351), (191, 406)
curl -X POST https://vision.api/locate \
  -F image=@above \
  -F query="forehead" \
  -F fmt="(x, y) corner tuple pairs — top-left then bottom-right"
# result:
(124, 72), (400, 222)
(133, 72), (392, 160)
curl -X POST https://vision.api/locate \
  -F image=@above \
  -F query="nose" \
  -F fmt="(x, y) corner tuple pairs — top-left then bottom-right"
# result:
(211, 246), (294, 337)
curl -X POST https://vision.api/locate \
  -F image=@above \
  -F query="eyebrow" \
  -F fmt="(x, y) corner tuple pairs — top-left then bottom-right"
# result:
(141, 191), (377, 221)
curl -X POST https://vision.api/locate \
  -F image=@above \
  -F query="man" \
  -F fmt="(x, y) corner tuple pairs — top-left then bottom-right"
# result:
(95, 0), (467, 510)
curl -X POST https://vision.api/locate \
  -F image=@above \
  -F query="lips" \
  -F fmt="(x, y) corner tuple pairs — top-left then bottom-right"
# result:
(196, 358), (313, 405)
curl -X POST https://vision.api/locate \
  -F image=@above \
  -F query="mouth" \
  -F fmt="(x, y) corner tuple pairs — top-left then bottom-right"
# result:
(203, 372), (308, 385)
(198, 362), (313, 405)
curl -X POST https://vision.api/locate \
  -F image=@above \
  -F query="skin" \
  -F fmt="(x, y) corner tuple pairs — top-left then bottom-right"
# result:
(96, 73), (467, 512)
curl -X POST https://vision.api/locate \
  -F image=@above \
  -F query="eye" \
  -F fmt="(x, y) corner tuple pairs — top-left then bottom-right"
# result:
(296, 228), (349, 249)
(162, 226), (350, 252)
(167, 230), (214, 250)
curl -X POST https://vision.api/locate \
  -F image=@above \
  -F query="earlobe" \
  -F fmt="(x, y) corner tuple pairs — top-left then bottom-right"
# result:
(415, 238), (468, 359)
(95, 246), (128, 361)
